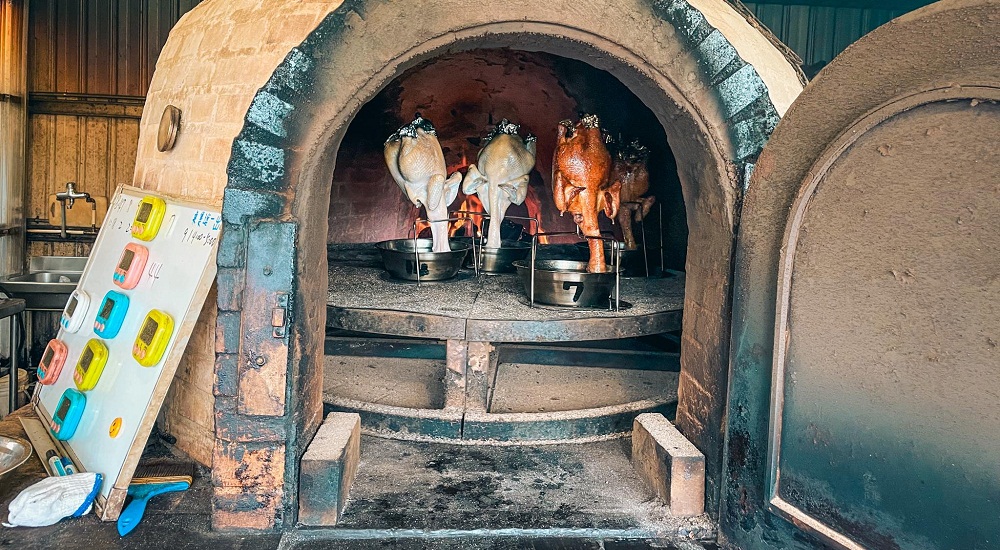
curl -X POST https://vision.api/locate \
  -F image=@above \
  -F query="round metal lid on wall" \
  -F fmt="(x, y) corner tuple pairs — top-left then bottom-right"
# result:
(157, 105), (181, 152)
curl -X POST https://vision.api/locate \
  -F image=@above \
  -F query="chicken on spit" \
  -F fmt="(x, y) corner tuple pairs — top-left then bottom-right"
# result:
(384, 115), (462, 252)
(552, 114), (622, 272)
(462, 119), (537, 249)
(609, 138), (655, 251)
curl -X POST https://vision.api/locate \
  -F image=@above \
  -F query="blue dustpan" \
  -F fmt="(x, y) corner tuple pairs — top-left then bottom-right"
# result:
(116, 480), (190, 536)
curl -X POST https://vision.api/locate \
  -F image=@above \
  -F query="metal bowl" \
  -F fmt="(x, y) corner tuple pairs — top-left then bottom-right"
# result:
(513, 259), (619, 308)
(0, 435), (32, 479)
(467, 241), (531, 273)
(376, 238), (471, 281)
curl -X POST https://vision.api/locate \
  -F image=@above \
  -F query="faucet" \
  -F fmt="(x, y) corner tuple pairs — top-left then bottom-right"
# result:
(55, 182), (96, 239)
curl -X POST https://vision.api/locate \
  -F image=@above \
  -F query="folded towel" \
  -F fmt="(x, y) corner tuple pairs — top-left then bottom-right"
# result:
(4, 472), (103, 527)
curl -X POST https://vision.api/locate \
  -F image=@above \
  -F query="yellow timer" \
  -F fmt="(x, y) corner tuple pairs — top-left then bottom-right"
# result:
(74, 339), (110, 391)
(130, 196), (166, 241)
(132, 310), (174, 367)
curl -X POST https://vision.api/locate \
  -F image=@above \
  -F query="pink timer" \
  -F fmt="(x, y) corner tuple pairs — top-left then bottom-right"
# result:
(113, 242), (149, 290)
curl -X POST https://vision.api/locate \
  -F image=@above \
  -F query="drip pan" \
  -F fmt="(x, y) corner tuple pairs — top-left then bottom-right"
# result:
(513, 259), (619, 308)
(0, 435), (32, 480)
(467, 241), (531, 273)
(376, 238), (471, 281)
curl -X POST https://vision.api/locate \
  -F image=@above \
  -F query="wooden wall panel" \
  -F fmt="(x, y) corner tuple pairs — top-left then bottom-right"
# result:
(25, 0), (200, 243)
(26, 113), (139, 218)
(28, 0), (200, 96)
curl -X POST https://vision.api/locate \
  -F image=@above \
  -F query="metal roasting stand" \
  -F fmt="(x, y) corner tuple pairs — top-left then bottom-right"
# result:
(331, 208), (684, 443)
(409, 215), (480, 285)
(529, 230), (622, 312)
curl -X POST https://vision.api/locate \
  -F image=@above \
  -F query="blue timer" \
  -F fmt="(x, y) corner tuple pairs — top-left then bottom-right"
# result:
(49, 388), (87, 441)
(94, 290), (130, 338)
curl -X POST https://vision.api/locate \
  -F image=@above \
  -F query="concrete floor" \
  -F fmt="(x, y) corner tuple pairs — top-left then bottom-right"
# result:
(2, 408), (716, 549)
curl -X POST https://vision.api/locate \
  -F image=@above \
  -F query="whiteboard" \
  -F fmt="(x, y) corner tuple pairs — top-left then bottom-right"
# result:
(33, 185), (220, 519)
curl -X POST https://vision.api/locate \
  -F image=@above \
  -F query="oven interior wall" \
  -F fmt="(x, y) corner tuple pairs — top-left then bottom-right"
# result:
(328, 49), (688, 270)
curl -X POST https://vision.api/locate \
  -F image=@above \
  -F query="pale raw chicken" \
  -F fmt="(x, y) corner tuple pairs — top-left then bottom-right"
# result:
(384, 115), (462, 252)
(462, 119), (537, 249)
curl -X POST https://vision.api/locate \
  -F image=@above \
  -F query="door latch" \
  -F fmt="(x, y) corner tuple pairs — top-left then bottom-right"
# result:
(272, 292), (289, 338)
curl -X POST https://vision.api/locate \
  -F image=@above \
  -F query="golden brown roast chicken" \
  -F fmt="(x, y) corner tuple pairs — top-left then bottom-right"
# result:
(609, 138), (655, 251)
(552, 114), (621, 272)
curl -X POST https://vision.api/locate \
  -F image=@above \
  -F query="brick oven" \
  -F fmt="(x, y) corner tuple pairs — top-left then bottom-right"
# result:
(132, 0), (804, 532)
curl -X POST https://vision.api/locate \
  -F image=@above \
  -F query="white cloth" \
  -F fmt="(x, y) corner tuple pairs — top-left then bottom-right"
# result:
(3, 472), (102, 527)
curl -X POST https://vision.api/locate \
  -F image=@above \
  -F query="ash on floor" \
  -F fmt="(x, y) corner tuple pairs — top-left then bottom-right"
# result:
(334, 435), (714, 541)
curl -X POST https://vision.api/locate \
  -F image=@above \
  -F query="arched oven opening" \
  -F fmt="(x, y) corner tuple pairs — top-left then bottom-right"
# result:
(323, 48), (690, 427)
(135, 0), (803, 533)
(314, 46), (709, 532)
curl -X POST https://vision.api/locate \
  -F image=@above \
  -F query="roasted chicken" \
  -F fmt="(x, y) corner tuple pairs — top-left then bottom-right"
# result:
(552, 114), (621, 272)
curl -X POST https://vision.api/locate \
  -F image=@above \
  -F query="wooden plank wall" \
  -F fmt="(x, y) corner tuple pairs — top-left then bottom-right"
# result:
(26, 0), (200, 257)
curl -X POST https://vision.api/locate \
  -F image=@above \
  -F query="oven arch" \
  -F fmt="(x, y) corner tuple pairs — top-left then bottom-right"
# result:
(134, 0), (803, 530)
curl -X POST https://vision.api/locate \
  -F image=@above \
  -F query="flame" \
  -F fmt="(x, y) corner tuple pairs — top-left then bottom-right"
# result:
(522, 186), (548, 244)
(450, 193), (485, 236)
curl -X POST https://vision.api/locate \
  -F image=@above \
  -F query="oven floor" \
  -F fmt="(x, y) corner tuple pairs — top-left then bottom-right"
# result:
(0, 408), (717, 549)
(328, 435), (714, 537)
(325, 356), (678, 413)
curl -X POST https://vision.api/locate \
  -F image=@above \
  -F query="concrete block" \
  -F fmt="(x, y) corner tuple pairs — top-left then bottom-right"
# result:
(298, 412), (361, 526)
(632, 412), (705, 516)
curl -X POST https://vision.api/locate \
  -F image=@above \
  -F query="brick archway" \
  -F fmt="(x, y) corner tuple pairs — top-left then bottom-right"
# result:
(134, 0), (802, 531)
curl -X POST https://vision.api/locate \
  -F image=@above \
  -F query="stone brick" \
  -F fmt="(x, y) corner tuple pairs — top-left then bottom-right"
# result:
(214, 353), (240, 397)
(632, 413), (705, 516)
(298, 413), (361, 526)
(188, 93), (219, 125)
(265, 14), (321, 47)
(216, 267), (245, 311)
(215, 310), (242, 354)
(203, 135), (235, 163)
(221, 188), (285, 223)
(216, 409), (288, 443)
(217, 223), (247, 268)
(170, 380), (215, 429)
(212, 440), (286, 489)
(212, 486), (283, 532)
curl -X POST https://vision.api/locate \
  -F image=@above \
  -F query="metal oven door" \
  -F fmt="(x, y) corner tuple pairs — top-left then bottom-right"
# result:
(724, 1), (1000, 548)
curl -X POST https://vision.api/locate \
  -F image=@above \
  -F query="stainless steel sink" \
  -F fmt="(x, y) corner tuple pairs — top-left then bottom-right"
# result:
(7, 272), (81, 283)
(0, 256), (88, 310)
